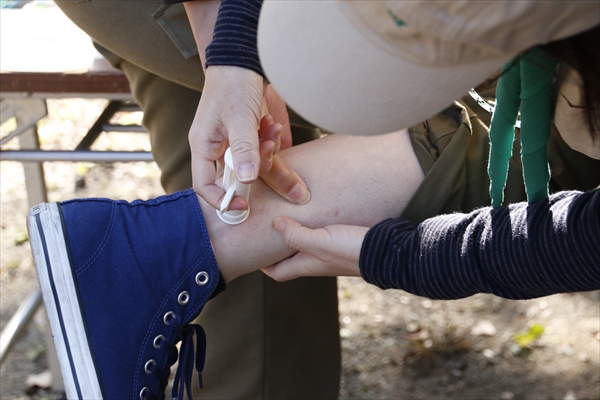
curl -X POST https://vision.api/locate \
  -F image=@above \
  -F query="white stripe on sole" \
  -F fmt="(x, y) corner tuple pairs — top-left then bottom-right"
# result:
(28, 203), (104, 400)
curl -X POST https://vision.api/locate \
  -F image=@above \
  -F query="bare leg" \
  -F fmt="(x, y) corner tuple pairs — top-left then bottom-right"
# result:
(203, 129), (424, 282)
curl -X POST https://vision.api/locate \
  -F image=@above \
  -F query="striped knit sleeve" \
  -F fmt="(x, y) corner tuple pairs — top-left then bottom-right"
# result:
(359, 189), (600, 300)
(204, 0), (264, 76)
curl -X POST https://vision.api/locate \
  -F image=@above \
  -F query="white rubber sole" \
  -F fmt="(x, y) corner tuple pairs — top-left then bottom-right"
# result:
(28, 203), (104, 400)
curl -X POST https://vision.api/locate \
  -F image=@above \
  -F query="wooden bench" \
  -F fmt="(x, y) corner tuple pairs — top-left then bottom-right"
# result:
(0, 7), (153, 388)
(1, 71), (152, 162)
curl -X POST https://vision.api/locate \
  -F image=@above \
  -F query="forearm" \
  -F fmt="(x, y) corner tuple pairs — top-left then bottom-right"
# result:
(199, 130), (424, 282)
(360, 189), (600, 300)
(183, 0), (221, 68)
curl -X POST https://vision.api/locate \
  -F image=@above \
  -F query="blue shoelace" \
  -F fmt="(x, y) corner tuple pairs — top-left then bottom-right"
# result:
(172, 324), (207, 400)
(143, 323), (207, 400)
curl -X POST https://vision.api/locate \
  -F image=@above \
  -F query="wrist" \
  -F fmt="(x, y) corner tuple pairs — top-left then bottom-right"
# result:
(184, 0), (221, 68)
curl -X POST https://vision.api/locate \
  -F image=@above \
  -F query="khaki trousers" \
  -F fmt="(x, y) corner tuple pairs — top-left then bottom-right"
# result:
(56, 2), (340, 399)
(403, 93), (600, 223)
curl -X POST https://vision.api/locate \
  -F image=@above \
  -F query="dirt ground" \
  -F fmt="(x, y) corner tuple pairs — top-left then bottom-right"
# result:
(1, 99), (599, 400)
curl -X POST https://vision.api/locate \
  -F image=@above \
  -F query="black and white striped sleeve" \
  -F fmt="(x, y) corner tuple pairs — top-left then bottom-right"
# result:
(204, 0), (264, 75)
(359, 189), (600, 300)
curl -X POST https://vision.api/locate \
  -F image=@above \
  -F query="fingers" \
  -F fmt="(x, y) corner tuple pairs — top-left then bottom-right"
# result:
(191, 145), (227, 210)
(262, 217), (326, 281)
(264, 217), (367, 281)
(263, 84), (293, 150)
(258, 116), (281, 174)
(261, 253), (322, 282)
(273, 217), (322, 254)
(259, 115), (279, 147)
(191, 66), (264, 209)
(257, 115), (311, 204)
(259, 140), (276, 174)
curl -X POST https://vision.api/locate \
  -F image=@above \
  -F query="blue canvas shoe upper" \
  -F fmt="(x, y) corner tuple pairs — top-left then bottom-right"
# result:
(58, 189), (224, 399)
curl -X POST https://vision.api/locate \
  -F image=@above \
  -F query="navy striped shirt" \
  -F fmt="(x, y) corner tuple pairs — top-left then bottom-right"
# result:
(165, 0), (264, 76)
(360, 189), (600, 300)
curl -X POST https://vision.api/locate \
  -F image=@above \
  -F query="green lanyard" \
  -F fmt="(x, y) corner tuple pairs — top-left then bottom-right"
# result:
(488, 47), (558, 207)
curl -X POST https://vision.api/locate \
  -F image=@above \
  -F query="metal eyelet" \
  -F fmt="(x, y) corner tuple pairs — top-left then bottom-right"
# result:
(139, 387), (150, 400)
(178, 291), (190, 305)
(153, 335), (165, 349)
(163, 311), (176, 325)
(195, 271), (209, 286)
(144, 359), (156, 374)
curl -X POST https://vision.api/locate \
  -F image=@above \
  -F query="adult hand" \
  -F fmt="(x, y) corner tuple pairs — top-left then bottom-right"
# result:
(189, 65), (310, 211)
(262, 217), (369, 281)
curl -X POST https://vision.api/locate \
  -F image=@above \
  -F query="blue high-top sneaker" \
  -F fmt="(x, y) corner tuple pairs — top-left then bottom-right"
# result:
(27, 189), (224, 400)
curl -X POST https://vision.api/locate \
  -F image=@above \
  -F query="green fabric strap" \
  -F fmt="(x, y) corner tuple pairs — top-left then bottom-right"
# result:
(488, 56), (521, 207)
(488, 47), (558, 206)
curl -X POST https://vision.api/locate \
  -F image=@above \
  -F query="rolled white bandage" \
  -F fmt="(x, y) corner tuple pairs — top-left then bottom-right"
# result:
(216, 148), (251, 225)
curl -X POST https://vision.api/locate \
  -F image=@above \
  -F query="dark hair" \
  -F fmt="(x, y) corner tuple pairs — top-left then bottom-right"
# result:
(541, 24), (600, 138)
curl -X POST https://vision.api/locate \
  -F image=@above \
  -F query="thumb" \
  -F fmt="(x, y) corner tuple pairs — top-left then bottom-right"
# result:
(228, 122), (261, 184)
(273, 217), (318, 253)
(229, 134), (260, 183)
(261, 253), (317, 282)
